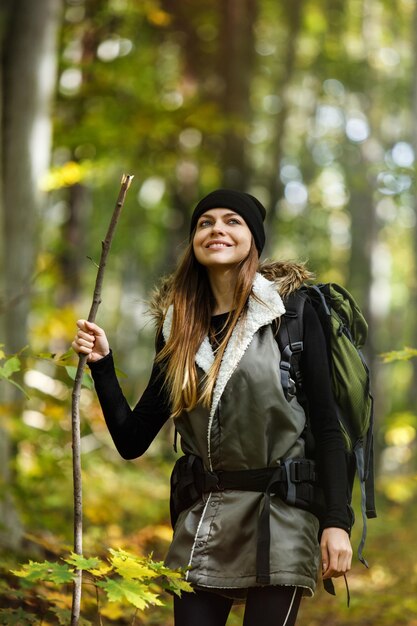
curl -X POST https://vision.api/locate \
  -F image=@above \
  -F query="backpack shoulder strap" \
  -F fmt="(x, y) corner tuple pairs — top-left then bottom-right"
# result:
(277, 291), (306, 399)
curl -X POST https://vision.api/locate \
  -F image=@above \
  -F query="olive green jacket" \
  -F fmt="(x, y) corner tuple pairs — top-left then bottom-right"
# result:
(158, 264), (320, 595)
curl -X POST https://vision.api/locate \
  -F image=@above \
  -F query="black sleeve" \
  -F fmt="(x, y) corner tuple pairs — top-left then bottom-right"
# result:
(300, 301), (352, 533)
(88, 346), (171, 460)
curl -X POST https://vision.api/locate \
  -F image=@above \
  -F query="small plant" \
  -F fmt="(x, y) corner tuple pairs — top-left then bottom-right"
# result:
(0, 344), (28, 396)
(1, 548), (192, 624)
(380, 346), (417, 363)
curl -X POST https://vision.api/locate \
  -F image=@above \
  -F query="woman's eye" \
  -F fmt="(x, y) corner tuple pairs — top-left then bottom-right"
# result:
(197, 216), (240, 227)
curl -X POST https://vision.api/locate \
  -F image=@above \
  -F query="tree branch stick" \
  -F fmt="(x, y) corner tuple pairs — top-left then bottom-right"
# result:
(70, 174), (134, 626)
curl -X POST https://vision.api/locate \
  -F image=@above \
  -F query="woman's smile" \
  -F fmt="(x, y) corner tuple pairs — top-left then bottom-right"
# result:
(206, 239), (233, 249)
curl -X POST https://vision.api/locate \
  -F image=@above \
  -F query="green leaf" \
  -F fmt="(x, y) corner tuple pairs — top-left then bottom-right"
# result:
(63, 553), (103, 571)
(11, 560), (75, 584)
(145, 559), (178, 577)
(35, 351), (57, 361)
(81, 372), (94, 390)
(162, 573), (194, 597)
(96, 577), (163, 610)
(0, 356), (21, 379)
(149, 561), (193, 596)
(380, 347), (417, 363)
(65, 366), (94, 389)
(55, 348), (75, 362)
(65, 365), (79, 381)
(0, 607), (39, 624)
(0, 354), (28, 397)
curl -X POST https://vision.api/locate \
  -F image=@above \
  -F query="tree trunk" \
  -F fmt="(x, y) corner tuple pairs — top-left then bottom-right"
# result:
(218, 0), (258, 189)
(0, 0), (62, 549)
(2, 0), (62, 351)
(0, 0), (19, 552)
(409, 0), (417, 408)
(264, 0), (304, 243)
(158, 0), (259, 262)
(347, 185), (375, 324)
(58, 183), (91, 305)
(346, 0), (386, 472)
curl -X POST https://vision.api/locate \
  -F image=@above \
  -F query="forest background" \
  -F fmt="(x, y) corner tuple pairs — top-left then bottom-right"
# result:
(1, 0), (417, 624)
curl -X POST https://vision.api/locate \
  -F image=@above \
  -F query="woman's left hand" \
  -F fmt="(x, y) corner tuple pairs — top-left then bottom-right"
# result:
(320, 527), (352, 579)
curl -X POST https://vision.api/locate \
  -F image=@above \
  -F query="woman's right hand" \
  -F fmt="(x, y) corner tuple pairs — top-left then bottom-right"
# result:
(72, 320), (110, 363)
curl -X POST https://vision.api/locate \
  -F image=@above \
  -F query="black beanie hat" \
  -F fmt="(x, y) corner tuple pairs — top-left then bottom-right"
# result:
(189, 189), (266, 255)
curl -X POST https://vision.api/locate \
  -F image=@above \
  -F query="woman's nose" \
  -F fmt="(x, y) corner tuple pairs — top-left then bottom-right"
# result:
(211, 221), (226, 234)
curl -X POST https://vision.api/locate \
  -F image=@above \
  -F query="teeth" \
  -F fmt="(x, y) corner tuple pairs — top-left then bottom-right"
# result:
(208, 243), (228, 248)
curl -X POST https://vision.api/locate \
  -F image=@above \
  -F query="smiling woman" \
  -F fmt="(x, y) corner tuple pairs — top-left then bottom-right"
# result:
(72, 188), (352, 626)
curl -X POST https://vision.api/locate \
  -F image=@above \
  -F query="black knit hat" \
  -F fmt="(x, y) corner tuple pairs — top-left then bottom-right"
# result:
(189, 189), (266, 255)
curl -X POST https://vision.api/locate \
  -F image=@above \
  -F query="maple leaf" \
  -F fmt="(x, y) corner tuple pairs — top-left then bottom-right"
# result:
(108, 548), (158, 580)
(11, 560), (74, 584)
(64, 553), (103, 571)
(97, 578), (163, 610)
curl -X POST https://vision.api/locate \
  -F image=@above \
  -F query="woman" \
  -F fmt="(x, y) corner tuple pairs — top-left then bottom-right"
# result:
(72, 189), (352, 626)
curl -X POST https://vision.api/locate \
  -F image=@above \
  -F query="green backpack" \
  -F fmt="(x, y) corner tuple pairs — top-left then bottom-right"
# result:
(278, 283), (376, 570)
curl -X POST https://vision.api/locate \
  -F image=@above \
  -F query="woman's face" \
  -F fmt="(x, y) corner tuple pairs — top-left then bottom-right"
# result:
(192, 208), (253, 269)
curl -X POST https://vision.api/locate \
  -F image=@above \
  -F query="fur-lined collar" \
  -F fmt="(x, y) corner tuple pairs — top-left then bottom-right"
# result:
(149, 260), (313, 326)
(258, 260), (313, 298)
(162, 271), (286, 372)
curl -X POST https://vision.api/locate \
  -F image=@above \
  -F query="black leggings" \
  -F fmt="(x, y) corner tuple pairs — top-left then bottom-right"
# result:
(173, 585), (303, 626)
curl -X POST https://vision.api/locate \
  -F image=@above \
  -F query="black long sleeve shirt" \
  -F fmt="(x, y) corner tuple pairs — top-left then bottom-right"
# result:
(89, 301), (351, 532)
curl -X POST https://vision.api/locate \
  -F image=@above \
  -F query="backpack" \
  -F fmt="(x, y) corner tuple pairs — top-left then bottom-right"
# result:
(277, 283), (377, 572)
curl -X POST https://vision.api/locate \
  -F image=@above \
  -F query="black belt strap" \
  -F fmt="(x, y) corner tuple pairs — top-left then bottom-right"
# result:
(192, 458), (317, 585)
(256, 467), (287, 584)
(200, 465), (287, 493)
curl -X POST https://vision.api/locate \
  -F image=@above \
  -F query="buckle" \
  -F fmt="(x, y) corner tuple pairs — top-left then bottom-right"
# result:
(289, 461), (302, 483)
(289, 460), (315, 483)
(290, 341), (303, 354)
(204, 471), (223, 492)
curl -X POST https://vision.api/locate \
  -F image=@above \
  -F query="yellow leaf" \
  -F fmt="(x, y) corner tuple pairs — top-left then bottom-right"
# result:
(89, 563), (112, 577)
(111, 555), (158, 580)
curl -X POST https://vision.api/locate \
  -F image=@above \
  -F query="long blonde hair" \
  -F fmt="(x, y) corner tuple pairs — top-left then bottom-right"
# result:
(156, 238), (259, 417)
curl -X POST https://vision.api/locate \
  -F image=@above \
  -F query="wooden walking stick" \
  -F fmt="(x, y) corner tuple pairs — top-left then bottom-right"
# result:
(70, 174), (134, 625)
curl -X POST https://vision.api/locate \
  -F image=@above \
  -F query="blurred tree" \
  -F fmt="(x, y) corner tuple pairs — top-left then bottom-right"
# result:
(217, 0), (258, 188)
(0, 0), (63, 548)
(264, 0), (304, 238)
(409, 0), (417, 408)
